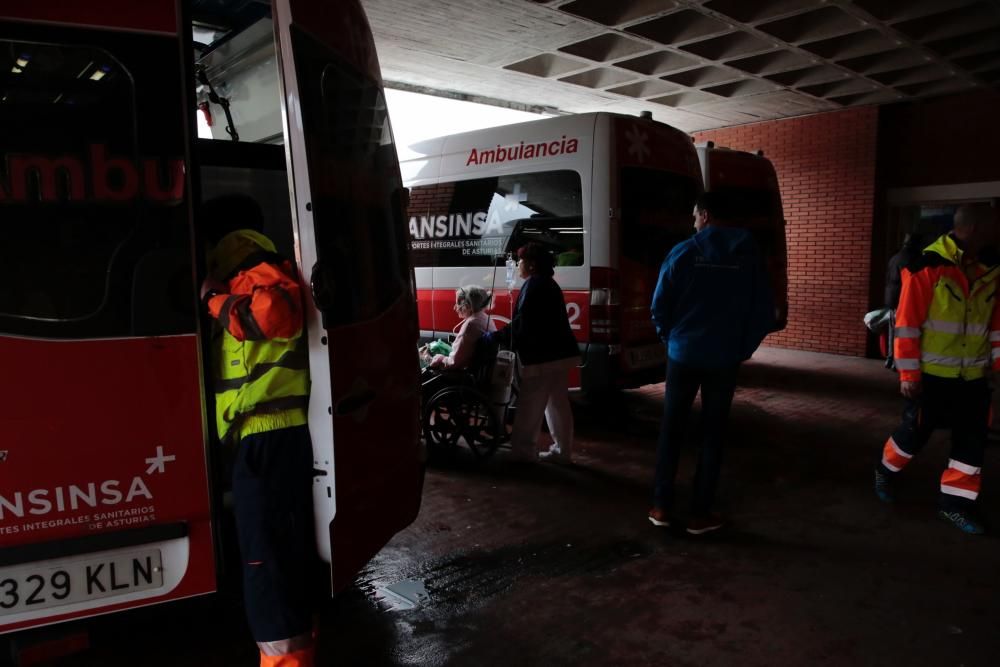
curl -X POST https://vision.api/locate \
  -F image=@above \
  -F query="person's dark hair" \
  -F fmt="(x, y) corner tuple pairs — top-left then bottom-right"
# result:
(694, 191), (727, 220)
(201, 194), (265, 244)
(517, 242), (555, 277)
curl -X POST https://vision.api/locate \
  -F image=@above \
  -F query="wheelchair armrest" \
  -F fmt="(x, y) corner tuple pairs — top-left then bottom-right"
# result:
(421, 366), (475, 389)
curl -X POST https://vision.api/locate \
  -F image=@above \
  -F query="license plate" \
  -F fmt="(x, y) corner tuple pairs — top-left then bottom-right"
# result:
(0, 550), (163, 617)
(627, 344), (665, 369)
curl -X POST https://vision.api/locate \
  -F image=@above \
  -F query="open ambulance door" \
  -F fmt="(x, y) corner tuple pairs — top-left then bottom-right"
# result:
(271, 0), (424, 593)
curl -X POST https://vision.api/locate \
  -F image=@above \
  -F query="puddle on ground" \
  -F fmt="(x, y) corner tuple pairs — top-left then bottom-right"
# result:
(339, 539), (657, 665)
(359, 538), (654, 617)
(377, 579), (431, 612)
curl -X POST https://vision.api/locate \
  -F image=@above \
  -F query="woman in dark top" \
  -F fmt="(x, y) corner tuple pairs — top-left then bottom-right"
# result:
(503, 243), (580, 462)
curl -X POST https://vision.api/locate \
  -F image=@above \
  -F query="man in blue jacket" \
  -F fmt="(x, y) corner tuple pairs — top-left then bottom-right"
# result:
(649, 191), (775, 534)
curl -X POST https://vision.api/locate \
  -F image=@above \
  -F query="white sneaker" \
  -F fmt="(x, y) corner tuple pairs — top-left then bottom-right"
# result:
(539, 444), (561, 457)
(539, 444), (570, 463)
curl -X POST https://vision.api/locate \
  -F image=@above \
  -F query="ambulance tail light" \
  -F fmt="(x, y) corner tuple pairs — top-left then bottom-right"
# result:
(590, 267), (620, 344)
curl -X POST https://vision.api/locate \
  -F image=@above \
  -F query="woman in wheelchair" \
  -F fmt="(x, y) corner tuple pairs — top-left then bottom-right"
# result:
(420, 286), (511, 460)
(428, 285), (496, 370)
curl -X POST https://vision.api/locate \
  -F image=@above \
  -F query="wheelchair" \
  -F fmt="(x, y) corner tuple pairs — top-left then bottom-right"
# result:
(420, 336), (517, 461)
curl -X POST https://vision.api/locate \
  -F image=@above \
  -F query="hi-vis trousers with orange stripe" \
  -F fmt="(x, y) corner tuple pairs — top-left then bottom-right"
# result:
(880, 375), (989, 509)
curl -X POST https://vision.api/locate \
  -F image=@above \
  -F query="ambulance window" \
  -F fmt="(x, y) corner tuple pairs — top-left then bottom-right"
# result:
(289, 26), (409, 326)
(407, 170), (583, 268)
(194, 17), (282, 144)
(620, 167), (700, 268)
(0, 36), (193, 339)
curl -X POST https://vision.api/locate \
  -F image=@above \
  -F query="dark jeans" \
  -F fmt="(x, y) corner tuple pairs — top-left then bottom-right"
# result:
(653, 358), (739, 516)
(881, 374), (989, 511)
(233, 424), (317, 643)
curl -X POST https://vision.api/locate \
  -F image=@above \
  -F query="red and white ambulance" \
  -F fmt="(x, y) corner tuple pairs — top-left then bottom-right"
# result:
(0, 0), (423, 647)
(400, 112), (705, 392)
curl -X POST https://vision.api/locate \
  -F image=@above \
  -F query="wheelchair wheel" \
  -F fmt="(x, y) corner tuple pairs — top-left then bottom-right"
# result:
(423, 387), (464, 452)
(460, 390), (502, 460)
(423, 386), (501, 460)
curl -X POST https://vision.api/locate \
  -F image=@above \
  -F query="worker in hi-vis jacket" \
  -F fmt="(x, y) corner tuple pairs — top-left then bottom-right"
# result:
(877, 203), (999, 535)
(201, 195), (317, 667)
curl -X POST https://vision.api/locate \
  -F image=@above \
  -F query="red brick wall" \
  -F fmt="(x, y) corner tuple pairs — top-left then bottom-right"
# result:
(694, 107), (878, 356)
(408, 181), (456, 215)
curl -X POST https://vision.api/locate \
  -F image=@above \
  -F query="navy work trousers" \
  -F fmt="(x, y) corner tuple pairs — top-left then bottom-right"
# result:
(232, 424), (317, 643)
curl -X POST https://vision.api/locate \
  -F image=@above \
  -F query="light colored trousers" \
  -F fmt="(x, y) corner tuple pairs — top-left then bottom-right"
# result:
(511, 364), (574, 458)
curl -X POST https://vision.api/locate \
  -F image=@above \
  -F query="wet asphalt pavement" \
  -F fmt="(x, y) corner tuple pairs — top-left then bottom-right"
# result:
(16, 348), (1000, 666)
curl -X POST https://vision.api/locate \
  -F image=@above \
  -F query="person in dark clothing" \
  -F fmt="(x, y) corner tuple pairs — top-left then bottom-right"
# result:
(494, 242), (580, 462)
(648, 191), (774, 535)
(871, 233), (925, 366)
(885, 233), (924, 309)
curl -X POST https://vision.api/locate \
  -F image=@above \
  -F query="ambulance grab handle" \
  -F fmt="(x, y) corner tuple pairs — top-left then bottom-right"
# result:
(310, 261), (334, 328)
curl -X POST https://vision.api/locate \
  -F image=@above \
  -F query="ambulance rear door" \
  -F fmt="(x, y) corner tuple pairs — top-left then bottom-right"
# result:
(271, 0), (424, 593)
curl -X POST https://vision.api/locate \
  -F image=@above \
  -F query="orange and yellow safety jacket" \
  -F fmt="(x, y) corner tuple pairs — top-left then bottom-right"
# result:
(206, 230), (310, 441)
(894, 233), (1000, 383)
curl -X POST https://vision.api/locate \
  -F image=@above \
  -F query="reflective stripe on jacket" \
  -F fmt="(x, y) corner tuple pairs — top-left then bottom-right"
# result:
(208, 257), (310, 441)
(893, 233), (1000, 382)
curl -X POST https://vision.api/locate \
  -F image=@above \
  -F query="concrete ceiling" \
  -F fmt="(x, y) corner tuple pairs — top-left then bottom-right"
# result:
(361, 0), (1000, 132)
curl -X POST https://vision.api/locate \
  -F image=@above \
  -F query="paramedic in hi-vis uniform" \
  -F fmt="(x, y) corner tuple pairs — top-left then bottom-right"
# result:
(877, 203), (999, 535)
(202, 223), (317, 667)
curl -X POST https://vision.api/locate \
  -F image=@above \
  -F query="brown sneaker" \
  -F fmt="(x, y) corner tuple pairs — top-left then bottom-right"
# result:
(686, 513), (725, 535)
(648, 507), (670, 528)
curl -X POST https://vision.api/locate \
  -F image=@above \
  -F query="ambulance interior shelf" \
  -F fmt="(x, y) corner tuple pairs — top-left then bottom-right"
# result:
(501, 215), (585, 266)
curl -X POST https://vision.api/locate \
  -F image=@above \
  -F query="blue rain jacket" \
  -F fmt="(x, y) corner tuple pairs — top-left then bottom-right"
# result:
(651, 226), (775, 369)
